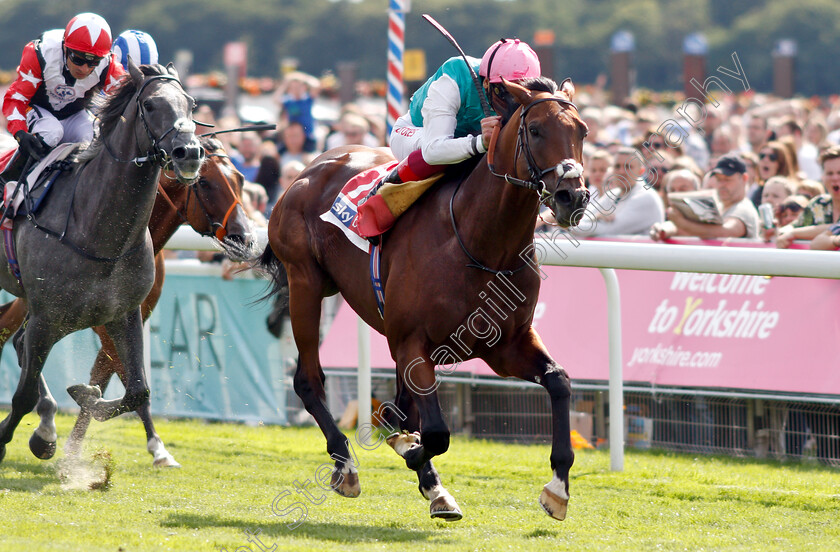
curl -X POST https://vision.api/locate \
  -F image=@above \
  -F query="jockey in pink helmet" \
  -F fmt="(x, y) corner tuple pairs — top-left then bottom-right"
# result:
(2, 12), (125, 163)
(386, 38), (541, 185)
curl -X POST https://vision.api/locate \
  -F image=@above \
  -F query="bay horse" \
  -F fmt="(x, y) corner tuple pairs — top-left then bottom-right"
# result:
(0, 62), (205, 464)
(257, 78), (589, 521)
(0, 135), (252, 467)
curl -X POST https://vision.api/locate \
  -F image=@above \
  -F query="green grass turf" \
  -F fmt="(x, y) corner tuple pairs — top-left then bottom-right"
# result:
(0, 411), (838, 551)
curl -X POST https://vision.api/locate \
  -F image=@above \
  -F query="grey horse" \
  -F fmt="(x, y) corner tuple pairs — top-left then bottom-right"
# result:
(0, 62), (205, 463)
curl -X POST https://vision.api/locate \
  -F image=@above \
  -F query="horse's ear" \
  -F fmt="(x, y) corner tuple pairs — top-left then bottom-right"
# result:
(559, 78), (575, 101)
(166, 62), (180, 80)
(502, 77), (534, 107)
(127, 56), (143, 85)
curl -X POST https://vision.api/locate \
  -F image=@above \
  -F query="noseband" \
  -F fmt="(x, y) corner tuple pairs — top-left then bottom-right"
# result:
(104, 74), (197, 168)
(487, 96), (582, 206)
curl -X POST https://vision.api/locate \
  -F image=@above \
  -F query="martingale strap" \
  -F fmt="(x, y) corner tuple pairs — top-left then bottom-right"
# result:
(369, 241), (385, 319)
(3, 227), (21, 286)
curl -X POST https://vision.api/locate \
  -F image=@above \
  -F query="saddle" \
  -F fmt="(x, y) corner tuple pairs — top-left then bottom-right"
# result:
(0, 143), (77, 225)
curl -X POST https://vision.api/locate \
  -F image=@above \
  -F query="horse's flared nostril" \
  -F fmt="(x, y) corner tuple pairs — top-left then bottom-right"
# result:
(173, 145), (204, 161)
(554, 189), (573, 206)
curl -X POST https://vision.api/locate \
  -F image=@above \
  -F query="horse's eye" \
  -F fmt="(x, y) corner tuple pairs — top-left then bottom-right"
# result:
(529, 126), (540, 138)
(143, 99), (155, 112)
(197, 178), (209, 188)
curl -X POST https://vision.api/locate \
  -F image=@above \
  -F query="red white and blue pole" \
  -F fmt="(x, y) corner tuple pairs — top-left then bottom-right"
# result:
(386, 0), (409, 143)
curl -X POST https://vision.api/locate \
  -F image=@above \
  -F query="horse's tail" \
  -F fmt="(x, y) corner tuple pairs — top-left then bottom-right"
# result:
(253, 245), (289, 307)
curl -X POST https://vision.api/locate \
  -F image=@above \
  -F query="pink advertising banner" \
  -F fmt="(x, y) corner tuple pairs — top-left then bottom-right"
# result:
(319, 240), (840, 396)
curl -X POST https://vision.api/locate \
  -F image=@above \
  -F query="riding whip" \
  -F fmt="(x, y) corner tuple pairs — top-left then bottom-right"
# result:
(421, 14), (492, 118)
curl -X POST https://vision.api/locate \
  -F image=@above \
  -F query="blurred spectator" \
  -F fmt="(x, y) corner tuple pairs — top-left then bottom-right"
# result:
(650, 154), (760, 240)
(751, 140), (798, 206)
(777, 195), (810, 228)
(775, 146), (840, 248)
(254, 154), (280, 213)
(242, 181), (268, 227)
(758, 176), (796, 241)
(777, 116), (821, 180)
(810, 220), (840, 250)
(278, 121), (317, 167)
(275, 71), (320, 150)
(709, 125), (737, 159)
(660, 169), (701, 209)
(279, 160), (306, 198)
(230, 131), (262, 182)
(572, 147), (664, 237)
(760, 175), (797, 211)
(795, 179), (826, 200)
(325, 111), (379, 150)
(745, 115), (771, 154)
(586, 149), (612, 199)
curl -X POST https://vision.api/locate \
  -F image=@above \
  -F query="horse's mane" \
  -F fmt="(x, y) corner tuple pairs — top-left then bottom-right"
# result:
(77, 64), (172, 162)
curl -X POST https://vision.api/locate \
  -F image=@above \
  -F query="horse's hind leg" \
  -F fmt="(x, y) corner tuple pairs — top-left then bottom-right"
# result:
(288, 268), (360, 498)
(385, 377), (462, 520)
(0, 318), (61, 464)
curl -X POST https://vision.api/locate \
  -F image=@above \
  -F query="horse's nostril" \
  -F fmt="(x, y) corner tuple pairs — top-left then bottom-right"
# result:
(554, 189), (572, 205)
(226, 234), (245, 245)
(172, 146), (186, 160)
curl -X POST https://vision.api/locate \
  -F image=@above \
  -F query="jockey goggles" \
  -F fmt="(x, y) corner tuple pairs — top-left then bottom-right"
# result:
(67, 49), (103, 68)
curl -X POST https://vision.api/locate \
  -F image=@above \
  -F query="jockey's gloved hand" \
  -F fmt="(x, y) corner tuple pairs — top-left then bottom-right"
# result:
(14, 130), (49, 161)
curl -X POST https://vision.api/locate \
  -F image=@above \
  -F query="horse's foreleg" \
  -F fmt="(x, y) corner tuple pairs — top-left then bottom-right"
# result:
(490, 330), (574, 521)
(67, 309), (149, 422)
(0, 319), (59, 464)
(386, 378), (462, 520)
(28, 374), (57, 459)
(288, 275), (360, 498)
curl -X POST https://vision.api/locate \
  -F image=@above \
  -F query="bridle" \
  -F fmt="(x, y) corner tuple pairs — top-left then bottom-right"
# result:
(487, 95), (584, 207)
(157, 150), (242, 241)
(103, 74), (197, 168)
(449, 93), (585, 275)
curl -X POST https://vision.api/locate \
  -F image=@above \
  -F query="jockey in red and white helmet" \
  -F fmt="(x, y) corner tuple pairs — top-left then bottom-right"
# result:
(386, 38), (541, 185)
(2, 12), (125, 162)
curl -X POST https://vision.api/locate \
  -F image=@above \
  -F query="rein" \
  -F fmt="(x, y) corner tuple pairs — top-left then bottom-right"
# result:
(487, 96), (580, 206)
(26, 72), (197, 263)
(449, 94), (581, 275)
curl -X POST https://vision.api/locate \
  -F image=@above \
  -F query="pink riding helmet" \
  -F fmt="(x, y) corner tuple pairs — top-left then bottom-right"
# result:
(479, 39), (541, 83)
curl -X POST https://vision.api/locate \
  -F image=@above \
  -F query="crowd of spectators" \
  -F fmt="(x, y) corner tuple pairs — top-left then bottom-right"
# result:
(539, 87), (840, 253)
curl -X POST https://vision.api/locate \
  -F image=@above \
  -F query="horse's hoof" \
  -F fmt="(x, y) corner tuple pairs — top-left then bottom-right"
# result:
(153, 454), (182, 468)
(66, 384), (101, 409)
(330, 470), (361, 498)
(539, 486), (568, 521)
(29, 432), (56, 460)
(430, 495), (463, 521)
(385, 431), (421, 458)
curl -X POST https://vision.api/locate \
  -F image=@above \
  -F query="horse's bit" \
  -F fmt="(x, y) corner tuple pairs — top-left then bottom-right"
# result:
(157, 150), (242, 241)
(487, 96), (584, 206)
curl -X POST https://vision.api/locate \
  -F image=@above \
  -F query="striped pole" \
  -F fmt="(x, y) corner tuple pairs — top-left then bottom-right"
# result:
(386, 0), (408, 143)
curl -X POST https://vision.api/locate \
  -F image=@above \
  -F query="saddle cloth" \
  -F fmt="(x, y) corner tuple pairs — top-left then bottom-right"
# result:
(1, 143), (77, 226)
(319, 161), (443, 252)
